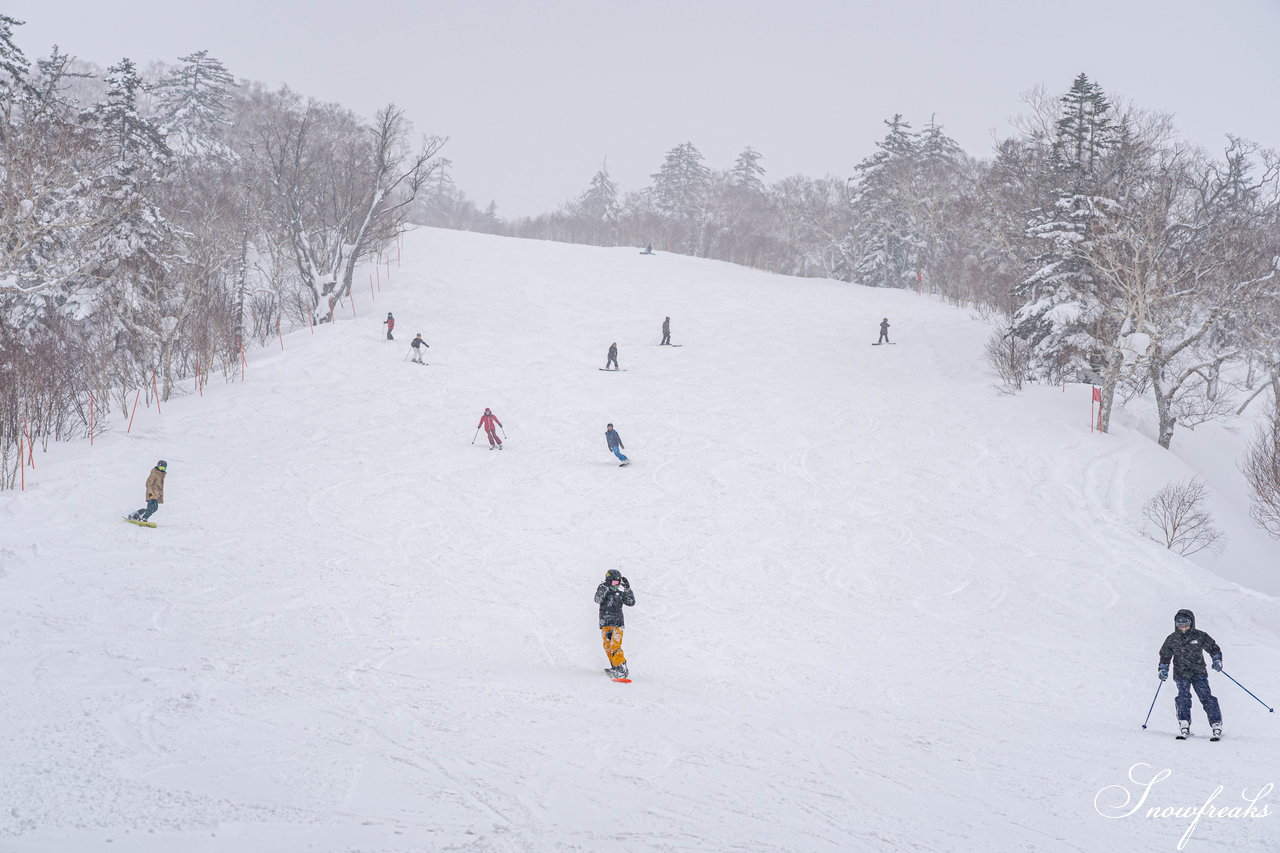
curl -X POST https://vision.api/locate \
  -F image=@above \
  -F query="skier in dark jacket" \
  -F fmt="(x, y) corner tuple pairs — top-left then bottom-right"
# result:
(410, 333), (429, 363)
(661, 316), (671, 346)
(605, 342), (619, 370)
(127, 460), (167, 523)
(605, 423), (629, 465)
(595, 569), (636, 678)
(1158, 609), (1224, 738)
(878, 318), (890, 344)
(384, 312), (395, 340)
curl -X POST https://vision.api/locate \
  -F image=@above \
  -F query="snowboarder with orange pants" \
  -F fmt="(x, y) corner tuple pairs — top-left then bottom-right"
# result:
(595, 569), (635, 678)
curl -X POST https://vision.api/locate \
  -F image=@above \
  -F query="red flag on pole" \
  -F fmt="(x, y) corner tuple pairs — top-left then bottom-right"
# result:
(1091, 387), (1101, 402)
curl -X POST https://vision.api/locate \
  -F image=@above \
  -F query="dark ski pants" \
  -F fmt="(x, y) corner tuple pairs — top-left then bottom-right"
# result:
(606, 356), (618, 369)
(601, 626), (626, 667)
(878, 332), (890, 343)
(485, 428), (502, 447)
(1175, 677), (1222, 725)
(133, 499), (159, 521)
(386, 329), (394, 340)
(661, 332), (671, 345)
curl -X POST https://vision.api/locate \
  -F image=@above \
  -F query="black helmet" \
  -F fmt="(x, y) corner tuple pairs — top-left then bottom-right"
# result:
(157, 460), (168, 470)
(606, 423), (613, 429)
(605, 569), (622, 582)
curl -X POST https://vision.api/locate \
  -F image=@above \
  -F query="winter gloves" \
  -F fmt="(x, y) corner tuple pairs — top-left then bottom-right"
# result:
(1212, 656), (1223, 672)
(1158, 664), (1169, 681)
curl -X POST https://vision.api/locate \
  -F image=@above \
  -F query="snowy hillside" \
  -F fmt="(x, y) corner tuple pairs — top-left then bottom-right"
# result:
(1, 227), (1277, 852)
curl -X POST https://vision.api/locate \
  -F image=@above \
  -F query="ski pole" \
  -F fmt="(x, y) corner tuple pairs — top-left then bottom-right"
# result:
(1141, 679), (1164, 729)
(471, 427), (480, 445)
(500, 427), (508, 439)
(1220, 670), (1275, 712)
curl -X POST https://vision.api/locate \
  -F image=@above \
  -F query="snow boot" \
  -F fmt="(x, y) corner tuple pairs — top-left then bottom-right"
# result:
(1177, 720), (1191, 739)
(1211, 722), (1223, 740)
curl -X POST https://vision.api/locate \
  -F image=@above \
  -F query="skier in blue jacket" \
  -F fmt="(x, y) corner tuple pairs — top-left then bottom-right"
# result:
(605, 423), (629, 465)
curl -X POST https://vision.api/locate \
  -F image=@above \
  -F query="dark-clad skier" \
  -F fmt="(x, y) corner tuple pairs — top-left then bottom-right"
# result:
(1158, 609), (1224, 739)
(878, 317), (890, 344)
(410, 333), (429, 363)
(605, 342), (619, 370)
(595, 569), (636, 678)
(661, 316), (671, 346)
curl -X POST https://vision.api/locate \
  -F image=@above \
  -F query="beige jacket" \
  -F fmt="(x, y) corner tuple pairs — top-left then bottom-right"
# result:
(146, 468), (166, 503)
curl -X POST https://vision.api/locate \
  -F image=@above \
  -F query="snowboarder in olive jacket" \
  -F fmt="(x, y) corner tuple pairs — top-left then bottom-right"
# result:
(128, 460), (167, 522)
(595, 569), (635, 677)
(1158, 609), (1224, 738)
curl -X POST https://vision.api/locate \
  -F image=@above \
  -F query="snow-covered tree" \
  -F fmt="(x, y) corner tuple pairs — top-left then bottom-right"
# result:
(578, 159), (619, 243)
(849, 115), (919, 288)
(152, 50), (236, 161)
(1012, 75), (1120, 373)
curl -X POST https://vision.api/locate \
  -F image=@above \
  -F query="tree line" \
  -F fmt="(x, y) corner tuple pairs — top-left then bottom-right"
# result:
(485, 75), (1280, 536)
(0, 16), (445, 487)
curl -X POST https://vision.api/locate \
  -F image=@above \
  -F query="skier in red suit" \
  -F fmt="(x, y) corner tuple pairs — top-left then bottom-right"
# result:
(478, 408), (504, 450)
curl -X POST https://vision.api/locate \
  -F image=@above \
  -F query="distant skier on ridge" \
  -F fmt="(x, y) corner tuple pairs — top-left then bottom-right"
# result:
(605, 342), (619, 370)
(877, 317), (890, 344)
(1158, 609), (1225, 740)
(661, 316), (672, 346)
(595, 569), (635, 679)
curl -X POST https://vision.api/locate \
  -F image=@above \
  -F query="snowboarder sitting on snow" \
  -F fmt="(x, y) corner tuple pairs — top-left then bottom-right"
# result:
(410, 333), (429, 363)
(595, 569), (635, 678)
(384, 312), (395, 340)
(605, 342), (619, 370)
(640, 243), (654, 255)
(128, 460), (167, 523)
(478, 407), (503, 450)
(605, 423), (628, 465)
(1158, 609), (1224, 739)
(878, 317), (890, 344)
(661, 316), (671, 346)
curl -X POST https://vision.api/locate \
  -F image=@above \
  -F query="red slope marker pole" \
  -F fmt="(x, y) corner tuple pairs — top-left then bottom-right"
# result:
(153, 370), (161, 414)
(278, 317), (285, 351)
(89, 393), (94, 445)
(127, 389), (141, 434)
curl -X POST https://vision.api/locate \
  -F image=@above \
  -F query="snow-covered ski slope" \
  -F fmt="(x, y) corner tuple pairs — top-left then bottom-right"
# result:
(2, 227), (1278, 852)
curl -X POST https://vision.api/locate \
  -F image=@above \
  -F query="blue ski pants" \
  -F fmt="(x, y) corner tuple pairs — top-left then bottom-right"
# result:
(611, 446), (629, 463)
(1174, 677), (1222, 725)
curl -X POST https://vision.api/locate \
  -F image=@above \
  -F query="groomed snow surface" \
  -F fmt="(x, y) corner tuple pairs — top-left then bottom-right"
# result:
(2, 228), (1277, 852)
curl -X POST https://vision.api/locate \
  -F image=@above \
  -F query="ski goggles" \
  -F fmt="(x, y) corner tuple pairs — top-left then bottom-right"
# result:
(1175, 619), (1191, 627)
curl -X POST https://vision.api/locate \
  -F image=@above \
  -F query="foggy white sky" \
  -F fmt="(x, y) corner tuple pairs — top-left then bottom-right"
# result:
(10, 0), (1280, 218)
